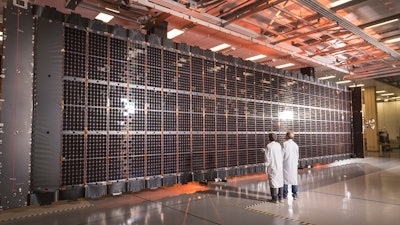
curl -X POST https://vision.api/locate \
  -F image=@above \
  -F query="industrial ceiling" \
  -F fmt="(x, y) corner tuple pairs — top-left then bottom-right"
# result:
(5, 0), (400, 100)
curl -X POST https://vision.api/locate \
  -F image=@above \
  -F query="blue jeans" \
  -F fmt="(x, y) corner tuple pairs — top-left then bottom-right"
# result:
(283, 184), (298, 198)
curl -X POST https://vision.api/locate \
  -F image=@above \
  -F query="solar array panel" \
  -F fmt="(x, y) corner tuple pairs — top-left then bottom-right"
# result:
(61, 26), (352, 186)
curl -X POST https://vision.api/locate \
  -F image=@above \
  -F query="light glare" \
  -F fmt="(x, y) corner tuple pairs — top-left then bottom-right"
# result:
(276, 63), (295, 69)
(167, 29), (184, 39)
(210, 43), (231, 52)
(279, 111), (294, 120)
(330, 0), (352, 8)
(245, 54), (266, 61)
(95, 12), (114, 23)
(318, 75), (336, 80)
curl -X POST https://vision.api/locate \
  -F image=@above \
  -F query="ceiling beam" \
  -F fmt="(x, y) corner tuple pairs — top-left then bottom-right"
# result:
(222, 0), (287, 25)
(376, 77), (400, 89)
(311, 42), (369, 57)
(241, 19), (281, 36)
(359, 13), (400, 29)
(342, 53), (390, 66)
(298, 0), (400, 59)
(271, 23), (338, 45)
(344, 70), (400, 80)
(132, 0), (350, 73)
(329, 0), (367, 11)
(289, 0), (366, 29)
(351, 61), (400, 72)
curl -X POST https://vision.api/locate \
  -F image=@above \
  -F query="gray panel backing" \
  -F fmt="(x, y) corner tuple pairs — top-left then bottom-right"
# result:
(31, 18), (63, 191)
(0, 3), (34, 209)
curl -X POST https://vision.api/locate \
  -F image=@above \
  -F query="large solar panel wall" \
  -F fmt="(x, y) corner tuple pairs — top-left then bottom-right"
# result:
(61, 24), (352, 195)
(0, 3), (352, 208)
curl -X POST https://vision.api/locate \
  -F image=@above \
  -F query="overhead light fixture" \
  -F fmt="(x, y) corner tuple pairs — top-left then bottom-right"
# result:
(336, 80), (351, 84)
(95, 12), (114, 23)
(246, 54), (266, 61)
(210, 43), (231, 52)
(105, 7), (120, 14)
(276, 63), (295, 69)
(384, 36), (400, 43)
(384, 99), (389, 102)
(376, 90), (386, 93)
(318, 75), (336, 80)
(279, 110), (294, 121)
(349, 83), (365, 88)
(330, 0), (352, 8)
(361, 88), (365, 91)
(364, 18), (399, 29)
(167, 29), (184, 39)
(381, 93), (395, 96)
(376, 98), (382, 101)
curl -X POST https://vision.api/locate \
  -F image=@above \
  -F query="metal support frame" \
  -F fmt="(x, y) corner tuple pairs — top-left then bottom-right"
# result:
(0, 1), (34, 210)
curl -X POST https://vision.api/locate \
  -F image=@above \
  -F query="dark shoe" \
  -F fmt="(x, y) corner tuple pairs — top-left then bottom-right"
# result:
(293, 196), (298, 200)
(269, 199), (279, 204)
(283, 195), (287, 199)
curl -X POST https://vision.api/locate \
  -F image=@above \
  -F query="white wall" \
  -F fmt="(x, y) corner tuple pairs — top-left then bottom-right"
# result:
(377, 101), (400, 143)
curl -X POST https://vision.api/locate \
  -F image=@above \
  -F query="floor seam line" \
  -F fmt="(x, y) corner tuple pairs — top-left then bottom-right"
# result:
(308, 190), (400, 206)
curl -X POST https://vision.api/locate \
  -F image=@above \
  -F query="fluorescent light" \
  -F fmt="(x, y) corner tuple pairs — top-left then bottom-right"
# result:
(210, 43), (231, 52)
(246, 54), (266, 61)
(381, 93), (395, 96)
(336, 80), (351, 84)
(376, 90), (386, 93)
(385, 36), (400, 43)
(167, 29), (184, 39)
(276, 63), (295, 69)
(318, 75), (336, 80)
(95, 12), (114, 23)
(105, 7), (120, 14)
(349, 84), (365, 88)
(279, 110), (294, 120)
(376, 98), (381, 101)
(361, 88), (365, 91)
(364, 18), (399, 29)
(330, 0), (352, 8)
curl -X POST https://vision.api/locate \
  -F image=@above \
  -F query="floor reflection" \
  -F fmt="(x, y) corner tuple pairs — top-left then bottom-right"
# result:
(2, 154), (400, 225)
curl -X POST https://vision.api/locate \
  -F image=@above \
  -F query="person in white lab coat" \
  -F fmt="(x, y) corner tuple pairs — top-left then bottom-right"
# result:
(264, 133), (284, 203)
(282, 131), (299, 199)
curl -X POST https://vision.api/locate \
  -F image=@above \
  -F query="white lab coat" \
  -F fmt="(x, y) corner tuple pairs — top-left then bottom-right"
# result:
(264, 141), (283, 188)
(282, 139), (299, 185)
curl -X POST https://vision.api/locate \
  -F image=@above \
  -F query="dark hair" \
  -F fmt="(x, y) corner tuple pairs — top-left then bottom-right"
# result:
(268, 133), (277, 142)
(286, 131), (294, 139)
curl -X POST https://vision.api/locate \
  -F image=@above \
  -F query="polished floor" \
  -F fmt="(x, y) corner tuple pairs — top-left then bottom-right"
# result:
(1, 150), (400, 225)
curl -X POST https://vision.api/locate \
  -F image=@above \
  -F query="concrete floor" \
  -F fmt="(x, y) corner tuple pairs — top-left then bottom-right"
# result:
(1, 150), (400, 225)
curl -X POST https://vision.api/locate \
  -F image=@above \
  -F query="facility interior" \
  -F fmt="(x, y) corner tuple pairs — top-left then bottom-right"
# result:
(0, 0), (399, 224)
